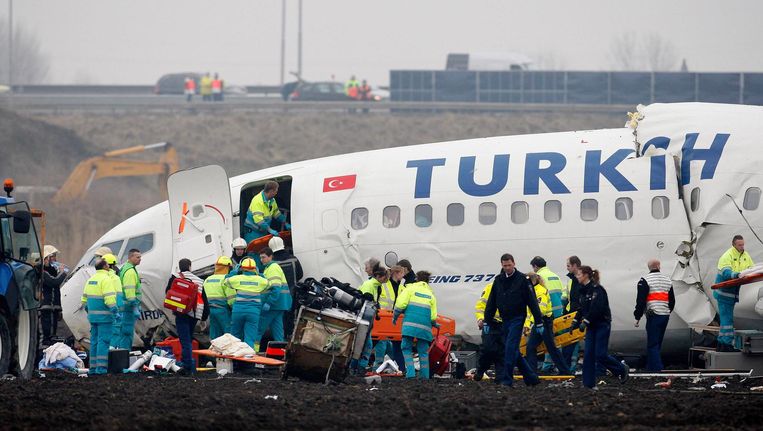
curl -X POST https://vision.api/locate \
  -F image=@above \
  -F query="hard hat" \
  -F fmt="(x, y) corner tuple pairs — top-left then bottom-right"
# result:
(216, 256), (233, 267)
(232, 238), (247, 249)
(268, 236), (285, 252)
(102, 253), (118, 265)
(240, 257), (257, 271)
(43, 245), (59, 259)
(95, 246), (112, 257)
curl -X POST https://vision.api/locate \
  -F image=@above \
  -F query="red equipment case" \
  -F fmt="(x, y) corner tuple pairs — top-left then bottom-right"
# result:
(428, 329), (452, 376)
(163, 276), (198, 314)
(155, 337), (199, 366)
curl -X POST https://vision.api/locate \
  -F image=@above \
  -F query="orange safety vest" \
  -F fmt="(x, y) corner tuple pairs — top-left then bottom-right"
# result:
(185, 80), (196, 91)
(348, 85), (358, 99)
(212, 79), (222, 90)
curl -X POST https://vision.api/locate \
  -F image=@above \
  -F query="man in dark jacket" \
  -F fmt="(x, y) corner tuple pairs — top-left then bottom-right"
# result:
(398, 259), (416, 285)
(268, 236), (303, 340)
(562, 255), (583, 370)
(484, 253), (544, 387)
(165, 258), (209, 374)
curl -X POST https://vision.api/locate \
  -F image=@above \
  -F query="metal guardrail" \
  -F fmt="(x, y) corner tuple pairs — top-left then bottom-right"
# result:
(0, 94), (633, 114)
(7, 84), (283, 96)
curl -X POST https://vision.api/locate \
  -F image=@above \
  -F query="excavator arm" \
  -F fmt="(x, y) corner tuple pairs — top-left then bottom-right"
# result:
(53, 142), (179, 203)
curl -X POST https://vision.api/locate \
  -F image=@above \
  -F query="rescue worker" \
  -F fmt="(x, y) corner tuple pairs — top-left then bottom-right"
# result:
(474, 281), (504, 382)
(358, 79), (372, 114)
(225, 257), (272, 349)
(714, 235), (753, 351)
(200, 73), (213, 102)
(184, 77), (196, 102)
(101, 253), (124, 349)
(372, 268), (397, 370)
(483, 253), (544, 387)
(40, 245), (66, 345)
(165, 258), (208, 374)
(356, 266), (388, 373)
(243, 181), (290, 244)
(530, 256), (565, 372)
(81, 259), (119, 375)
(344, 75), (359, 98)
(93, 246), (112, 260)
(204, 256), (234, 340)
(633, 258), (675, 371)
(258, 247), (291, 343)
(393, 270), (438, 379)
(118, 249), (142, 350)
(386, 265), (408, 370)
(231, 238), (248, 266)
(562, 255), (584, 371)
(364, 257), (381, 278)
(212, 73), (223, 102)
(523, 273), (572, 375)
(269, 236), (302, 339)
(571, 266), (629, 389)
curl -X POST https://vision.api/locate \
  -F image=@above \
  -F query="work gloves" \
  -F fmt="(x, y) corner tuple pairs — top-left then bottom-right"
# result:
(268, 229), (279, 237)
(285, 223), (292, 231)
(578, 320), (588, 332)
(432, 321), (440, 329)
(262, 303), (271, 312)
(732, 272), (741, 279)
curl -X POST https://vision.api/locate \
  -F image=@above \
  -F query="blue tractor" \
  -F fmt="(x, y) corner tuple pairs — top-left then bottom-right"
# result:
(0, 179), (41, 378)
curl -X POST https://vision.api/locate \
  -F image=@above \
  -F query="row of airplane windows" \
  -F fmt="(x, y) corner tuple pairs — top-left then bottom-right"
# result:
(349, 187), (762, 230)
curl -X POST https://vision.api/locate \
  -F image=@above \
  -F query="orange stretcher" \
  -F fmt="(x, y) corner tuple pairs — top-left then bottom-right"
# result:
(193, 349), (285, 367)
(711, 272), (763, 289)
(371, 309), (456, 342)
(246, 231), (292, 254)
(519, 313), (585, 356)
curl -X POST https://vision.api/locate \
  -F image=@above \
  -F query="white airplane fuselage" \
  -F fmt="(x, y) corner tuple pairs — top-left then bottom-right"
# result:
(60, 103), (763, 358)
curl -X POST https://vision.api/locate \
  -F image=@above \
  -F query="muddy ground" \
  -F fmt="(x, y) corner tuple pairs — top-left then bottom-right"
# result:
(1, 371), (762, 430)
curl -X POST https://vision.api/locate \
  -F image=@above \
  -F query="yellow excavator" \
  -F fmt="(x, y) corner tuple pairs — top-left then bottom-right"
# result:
(52, 142), (179, 203)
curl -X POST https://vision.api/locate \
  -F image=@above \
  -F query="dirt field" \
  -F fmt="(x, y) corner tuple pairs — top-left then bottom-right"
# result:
(1, 371), (762, 430)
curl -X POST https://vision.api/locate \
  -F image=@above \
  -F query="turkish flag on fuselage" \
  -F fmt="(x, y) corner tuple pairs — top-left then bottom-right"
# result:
(323, 174), (357, 192)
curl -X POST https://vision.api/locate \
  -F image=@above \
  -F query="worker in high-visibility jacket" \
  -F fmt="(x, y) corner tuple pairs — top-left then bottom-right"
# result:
(531, 256), (565, 372)
(474, 282), (504, 381)
(204, 256), (234, 341)
(356, 267), (389, 372)
(372, 274), (397, 370)
(393, 270), (438, 379)
(225, 257), (272, 349)
(118, 249), (142, 350)
(101, 254), (124, 349)
(81, 259), (120, 375)
(257, 247), (292, 343)
(523, 273), (572, 375)
(714, 235), (754, 351)
(243, 181), (290, 244)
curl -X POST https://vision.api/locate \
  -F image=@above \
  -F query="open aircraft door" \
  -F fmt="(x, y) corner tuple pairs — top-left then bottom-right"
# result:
(167, 165), (234, 272)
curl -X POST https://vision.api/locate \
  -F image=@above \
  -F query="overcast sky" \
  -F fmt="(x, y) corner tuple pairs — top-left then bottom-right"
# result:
(10, 0), (763, 85)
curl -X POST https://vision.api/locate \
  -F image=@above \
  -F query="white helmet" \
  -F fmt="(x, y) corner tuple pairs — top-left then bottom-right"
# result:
(268, 236), (285, 252)
(232, 238), (247, 249)
(43, 245), (59, 259)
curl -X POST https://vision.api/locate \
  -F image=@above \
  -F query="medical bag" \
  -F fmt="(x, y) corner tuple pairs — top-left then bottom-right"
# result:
(428, 328), (452, 376)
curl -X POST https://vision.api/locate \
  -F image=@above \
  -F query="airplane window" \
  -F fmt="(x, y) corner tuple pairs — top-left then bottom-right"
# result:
(544, 200), (562, 223)
(580, 199), (598, 222)
(743, 187), (761, 210)
(690, 188), (701, 212)
(479, 202), (497, 225)
(122, 233), (154, 263)
(351, 208), (369, 230)
(415, 204), (432, 228)
(651, 196), (670, 219)
(383, 206), (401, 228)
(447, 203), (465, 226)
(615, 197), (633, 220)
(511, 201), (529, 224)
(87, 239), (124, 265)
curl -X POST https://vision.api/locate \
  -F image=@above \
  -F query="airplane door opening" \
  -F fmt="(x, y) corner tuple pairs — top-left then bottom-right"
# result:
(239, 176), (293, 247)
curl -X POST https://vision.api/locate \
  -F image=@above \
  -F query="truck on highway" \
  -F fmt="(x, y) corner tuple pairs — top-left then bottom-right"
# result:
(0, 178), (41, 378)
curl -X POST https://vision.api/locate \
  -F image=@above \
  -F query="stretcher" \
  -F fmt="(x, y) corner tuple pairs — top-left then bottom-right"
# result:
(246, 231), (292, 254)
(371, 309), (456, 342)
(193, 349), (285, 367)
(519, 313), (586, 356)
(711, 272), (763, 289)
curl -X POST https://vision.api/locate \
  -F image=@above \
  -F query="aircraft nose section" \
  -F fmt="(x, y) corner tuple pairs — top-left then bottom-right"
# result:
(60, 266), (95, 342)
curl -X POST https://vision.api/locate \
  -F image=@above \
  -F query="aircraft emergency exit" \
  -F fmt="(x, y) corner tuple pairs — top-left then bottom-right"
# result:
(60, 103), (763, 356)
